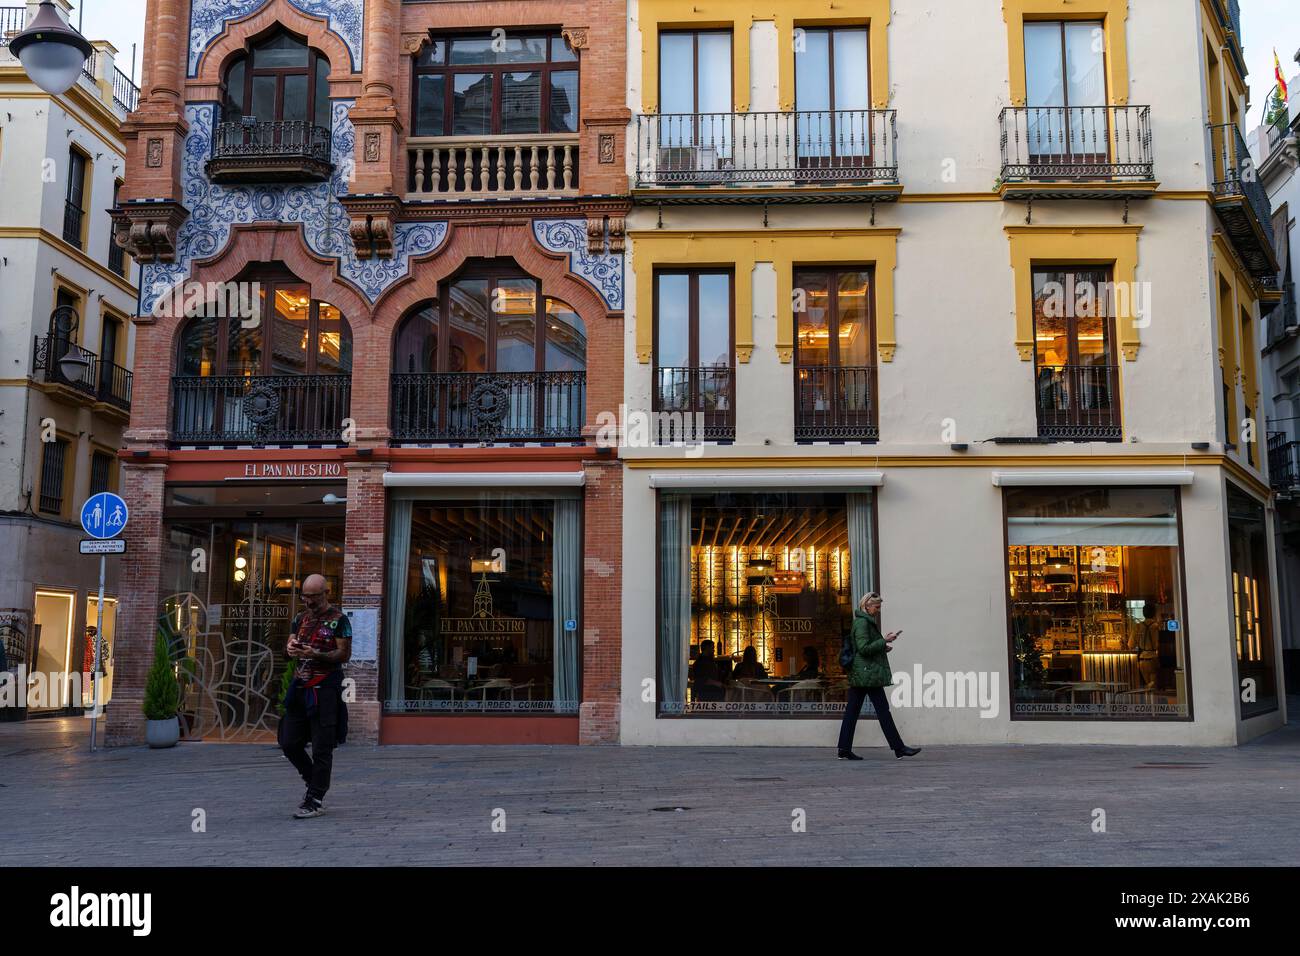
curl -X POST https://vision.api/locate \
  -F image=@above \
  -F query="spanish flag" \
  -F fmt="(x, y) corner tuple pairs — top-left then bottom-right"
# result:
(1277, 49), (1290, 102)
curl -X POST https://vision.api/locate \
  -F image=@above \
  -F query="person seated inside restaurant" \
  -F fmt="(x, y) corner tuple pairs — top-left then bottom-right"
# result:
(689, 639), (726, 702)
(791, 646), (821, 681)
(732, 645), (768, 681)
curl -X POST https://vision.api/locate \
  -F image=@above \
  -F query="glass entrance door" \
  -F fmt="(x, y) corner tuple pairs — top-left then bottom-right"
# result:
(159, 508), (345, 741)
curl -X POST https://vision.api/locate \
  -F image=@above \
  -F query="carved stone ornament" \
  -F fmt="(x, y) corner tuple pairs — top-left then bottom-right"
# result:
(401, 33), (427, 56)
(599, 133), (616, 164)
(365, 132), (382, 163)
(146, 138), (164, 168)
(112, 200), (190, 265)
(586, 217), (605, 255)
(561, 27), (589, 51)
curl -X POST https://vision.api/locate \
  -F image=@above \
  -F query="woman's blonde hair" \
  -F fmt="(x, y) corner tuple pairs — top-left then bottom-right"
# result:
(859, 592), (882, 610)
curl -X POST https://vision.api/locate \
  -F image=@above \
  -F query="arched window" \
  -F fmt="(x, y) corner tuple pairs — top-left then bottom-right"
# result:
(176, 279), (352, 377)
(393, 266), (586, 375)
(221, 30), (331, 128)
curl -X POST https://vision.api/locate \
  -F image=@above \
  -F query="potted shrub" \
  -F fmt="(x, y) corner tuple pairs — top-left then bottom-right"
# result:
(143, 631), (181, 748)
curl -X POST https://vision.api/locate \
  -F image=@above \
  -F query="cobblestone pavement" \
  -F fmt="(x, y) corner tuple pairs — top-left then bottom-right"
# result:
(3, 710), (1299, 866)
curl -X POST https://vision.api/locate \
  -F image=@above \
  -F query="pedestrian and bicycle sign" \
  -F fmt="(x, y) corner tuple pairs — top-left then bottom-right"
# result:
(80, 492), (129, 540)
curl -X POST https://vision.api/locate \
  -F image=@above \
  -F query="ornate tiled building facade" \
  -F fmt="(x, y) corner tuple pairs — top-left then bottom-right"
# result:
(109, 0), (629, 746)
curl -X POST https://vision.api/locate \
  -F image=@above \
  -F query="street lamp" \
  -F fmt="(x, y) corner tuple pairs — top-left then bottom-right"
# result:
(47, 303), (90, 383)
(9, 1), (93, 96)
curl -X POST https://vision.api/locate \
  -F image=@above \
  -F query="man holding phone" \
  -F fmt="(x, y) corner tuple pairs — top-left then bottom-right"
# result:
(279, 574), (351, 819)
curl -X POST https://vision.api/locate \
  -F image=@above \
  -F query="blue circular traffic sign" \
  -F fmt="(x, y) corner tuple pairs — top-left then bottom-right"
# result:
(81, 492), (129, 540)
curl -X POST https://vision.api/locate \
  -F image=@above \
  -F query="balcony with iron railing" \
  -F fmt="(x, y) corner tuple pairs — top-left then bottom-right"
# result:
(795, 366), (878, 442)
(32, 334), (133, 412)
(634, 110), (899, 201)
(1035, 365), (1122, 441)
(406, 134), (580, 201)
(205, 120), (333, 184)
(111, 65), (139, 113)
(1268, 432), (1300, 496)
(0, 6), (23, 46)
(1208, 123), (1279, 280)
(998, 106), (1154, 199)
(1266, 282), (1298, 351)
(62, 200), (83, 248)
(391, 371), (586, 443)
(171, 374), (350, 445)
(653, 367), (735, 442)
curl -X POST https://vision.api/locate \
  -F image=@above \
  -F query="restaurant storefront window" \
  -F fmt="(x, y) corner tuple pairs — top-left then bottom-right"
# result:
(1005, 487), (1190, 719)
(1227, 483), (1278, 719)
(157, 484), (346, 740)
(384, 492), (581, 715)
(658, 491), (876, 717)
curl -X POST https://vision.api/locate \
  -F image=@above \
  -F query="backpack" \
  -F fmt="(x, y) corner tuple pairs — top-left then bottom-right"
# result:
(838, 630), (856, 671)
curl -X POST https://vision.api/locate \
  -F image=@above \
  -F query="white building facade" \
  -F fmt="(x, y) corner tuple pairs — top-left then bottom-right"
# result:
(0, 0), (139, 716)
(619, 0), (1287, 747)
(1254, 51), (1300, 702)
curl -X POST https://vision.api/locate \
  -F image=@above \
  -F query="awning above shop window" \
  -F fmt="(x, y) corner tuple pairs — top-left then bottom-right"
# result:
(992, 470), (1194, 487)
(648, 470), (884, 490)
(383, 471), (585, 488)
(1007, 516), (1179, 547)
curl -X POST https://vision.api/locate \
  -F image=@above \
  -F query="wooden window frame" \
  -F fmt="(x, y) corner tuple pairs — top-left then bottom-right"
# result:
(222, 29), (329, 127)
(398, 264), (582, 375)
(411, 32), (580, 138)
(657, 29), (734, 115)
(176, 274), (351, 377)
(64, 146), (91, 249)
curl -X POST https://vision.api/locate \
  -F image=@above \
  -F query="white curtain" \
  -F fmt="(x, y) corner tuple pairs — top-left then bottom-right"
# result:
(384, 499), (413, 709)
(552, 498), (581, 713)
(659, 495), (690, 712)
(848, 492), (877, 604)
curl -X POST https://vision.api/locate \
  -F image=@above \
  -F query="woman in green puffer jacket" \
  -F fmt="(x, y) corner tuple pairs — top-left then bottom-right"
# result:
(836, 592), (921, 760)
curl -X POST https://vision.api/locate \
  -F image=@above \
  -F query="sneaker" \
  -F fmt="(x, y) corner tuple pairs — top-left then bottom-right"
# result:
(293, 796), (324, 819)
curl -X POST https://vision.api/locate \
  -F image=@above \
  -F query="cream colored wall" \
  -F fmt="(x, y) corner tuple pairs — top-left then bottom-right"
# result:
(620, 464), (1268, 747)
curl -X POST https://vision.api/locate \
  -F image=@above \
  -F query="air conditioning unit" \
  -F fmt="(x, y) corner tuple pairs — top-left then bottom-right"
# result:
(656, 145), (728, 183)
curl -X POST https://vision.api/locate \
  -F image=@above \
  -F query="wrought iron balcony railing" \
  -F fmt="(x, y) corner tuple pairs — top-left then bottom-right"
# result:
(390, 371), (586, 442)
(635, 110), (898, 188)
(62, 200), (83, 248)
(0, 7), (24, 47)
(1267, 282), (1298, 350)
(1268, 432), (1300, 495)
(795, 366), (879, 441)
(111, 65), (139, 113)
(32, 334), (133, 410)
(206, 120), (333, 183)
(1035, 364), (1122, 441)
(1208, 122), (1278, 278)
(653, 366), (735, 442)
(999, 106), (1153, 183)
(171, 374), (350, 444)
(406, 134), (580, 199)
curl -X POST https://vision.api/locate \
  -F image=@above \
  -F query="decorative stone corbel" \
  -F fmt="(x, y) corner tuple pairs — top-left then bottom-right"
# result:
(401, 33), (428, 56)
(340, 194), (403, 259)
(562, 27), (590, 52)
(878, 345), (896, 363)
(586, 217), (605, 255)
(1122, 342), (1140, 361)
(1016, 342), (1034, 361)
(111, 200), (189, 263)
(607, 216), (625, 254)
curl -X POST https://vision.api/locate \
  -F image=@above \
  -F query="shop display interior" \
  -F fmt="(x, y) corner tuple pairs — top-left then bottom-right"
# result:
(397, 499), (572, 713)
(683, 495), (855, 713)
(1008, 543), (1186, 716)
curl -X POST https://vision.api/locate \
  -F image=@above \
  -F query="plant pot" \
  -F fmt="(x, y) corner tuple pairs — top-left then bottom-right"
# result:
(145, 716), (180, 749)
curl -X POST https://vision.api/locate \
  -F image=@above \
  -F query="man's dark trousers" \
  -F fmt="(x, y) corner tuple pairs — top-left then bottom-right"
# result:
(278, 672), (341, 800)
(837, 685), (905, 754)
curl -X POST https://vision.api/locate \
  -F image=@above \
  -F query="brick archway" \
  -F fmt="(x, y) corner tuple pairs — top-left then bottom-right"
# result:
(367, 219), (622, 440)
(194, 1), (357, 86)
(129, 223), (375, 443)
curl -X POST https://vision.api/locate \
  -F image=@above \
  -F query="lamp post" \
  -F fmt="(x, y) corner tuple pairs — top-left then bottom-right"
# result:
(9, 1), (93, 96)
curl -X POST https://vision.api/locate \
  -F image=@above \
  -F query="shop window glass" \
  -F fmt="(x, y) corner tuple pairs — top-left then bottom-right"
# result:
(657, 491), (876, 717)
(383, 494), (581, 715)
(1227, 484), (1278, 718)
(1005, 487), (1189, 719)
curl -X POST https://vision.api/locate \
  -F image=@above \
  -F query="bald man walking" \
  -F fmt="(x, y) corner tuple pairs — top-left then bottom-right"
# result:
(279, 574), (351, 819)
